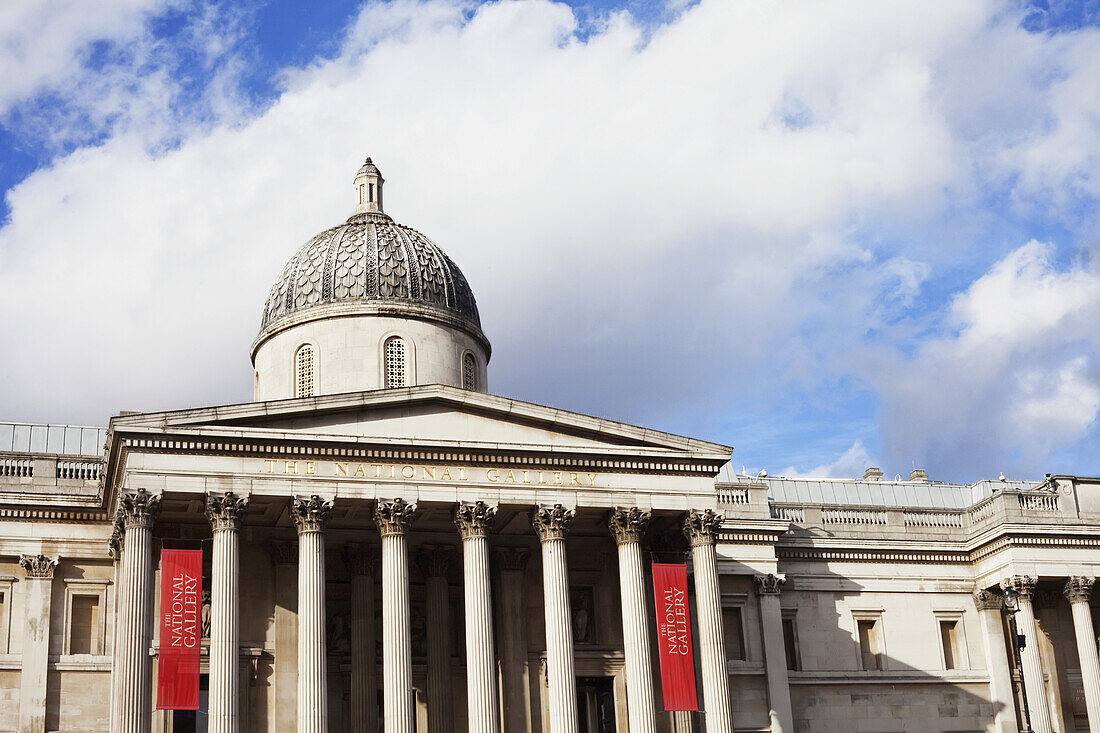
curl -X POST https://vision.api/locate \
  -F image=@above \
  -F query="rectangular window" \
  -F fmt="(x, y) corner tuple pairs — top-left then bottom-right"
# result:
(857, 618), (883, 670)
(70, 594), (100, 654)
(782, 615), (801, 671)
(940, 619), (959, 670)
(723, 606), (745, 662)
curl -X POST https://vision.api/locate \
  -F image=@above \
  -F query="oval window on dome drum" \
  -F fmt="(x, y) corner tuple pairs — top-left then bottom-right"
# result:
(384, 337), (407, 388)
(462, 353), (477, 391)
(295, 344), (316, 398)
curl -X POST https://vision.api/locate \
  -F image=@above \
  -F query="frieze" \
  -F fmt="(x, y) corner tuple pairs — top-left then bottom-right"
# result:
(264, 459), (601, 487)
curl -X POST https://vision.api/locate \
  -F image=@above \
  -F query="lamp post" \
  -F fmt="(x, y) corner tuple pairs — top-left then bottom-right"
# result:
(1001, 586), (1034, 733)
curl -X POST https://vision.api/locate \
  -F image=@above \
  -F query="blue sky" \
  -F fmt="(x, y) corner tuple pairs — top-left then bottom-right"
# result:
(1, 0), (1099, 482)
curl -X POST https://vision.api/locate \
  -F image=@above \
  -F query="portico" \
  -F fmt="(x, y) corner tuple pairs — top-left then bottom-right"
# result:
(103, 385), (732, 733)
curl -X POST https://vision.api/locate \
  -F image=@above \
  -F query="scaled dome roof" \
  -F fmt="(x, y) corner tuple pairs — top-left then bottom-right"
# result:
(259, 159), (481, 338)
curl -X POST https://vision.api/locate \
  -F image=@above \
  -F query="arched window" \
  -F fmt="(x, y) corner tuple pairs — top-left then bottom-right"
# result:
(462, 353), (477, 391)
(295, 344), (315, 398)
(384, 337), (407, 388)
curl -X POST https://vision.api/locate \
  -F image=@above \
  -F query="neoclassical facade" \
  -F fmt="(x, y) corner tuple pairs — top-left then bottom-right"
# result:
(1, 160), (1099, 733)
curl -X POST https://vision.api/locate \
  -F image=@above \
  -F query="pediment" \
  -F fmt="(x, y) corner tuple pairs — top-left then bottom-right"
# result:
(110, 385), (731, 462)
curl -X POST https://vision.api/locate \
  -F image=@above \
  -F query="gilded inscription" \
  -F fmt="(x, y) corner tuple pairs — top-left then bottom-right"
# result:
(262, 460), (599, 486)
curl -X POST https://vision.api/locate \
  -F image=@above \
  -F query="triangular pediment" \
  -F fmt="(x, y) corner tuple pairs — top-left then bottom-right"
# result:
(110, 385), (731, 461)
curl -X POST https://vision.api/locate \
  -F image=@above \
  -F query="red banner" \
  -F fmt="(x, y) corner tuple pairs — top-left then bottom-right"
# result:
(157, 549), (202, 710)
(652, 563), (698, 711)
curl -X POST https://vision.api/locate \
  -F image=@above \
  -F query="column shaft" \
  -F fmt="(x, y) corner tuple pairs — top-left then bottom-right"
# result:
(610, 508), (656, 733)
(208, 493), (247, 733)
(973, 591), (1016, 733)
(345, 545), (379, 733)
(464, 535), (498, 733)
(755, 578), (793, 733)
(494, 549), (532, 733)
(298, 529), (327, 733)
(376, 499), (417, 733)
(1066, 578), (1100, 731)
(685, 511), (732, 733)
(18, 555), (56, 733)
(293, 495), (332, 733)
(1006, 577), (1053, 733)
(425, 571), (454, 733)
(542, 537), (578, 733)
(114, 490), (160, 733)
(383, 532), (413, 733)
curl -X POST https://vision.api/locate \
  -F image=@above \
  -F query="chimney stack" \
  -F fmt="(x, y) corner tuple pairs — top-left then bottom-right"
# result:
(863, 467), (883, 481)
(909, 468), (929, 482)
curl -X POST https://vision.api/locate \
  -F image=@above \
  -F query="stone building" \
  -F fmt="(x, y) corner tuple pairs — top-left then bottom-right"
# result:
(1, 159), (1099, 733)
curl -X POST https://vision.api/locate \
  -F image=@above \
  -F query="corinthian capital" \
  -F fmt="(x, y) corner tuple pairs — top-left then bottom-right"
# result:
(608, 507), (651, 546)
(531, 504), (574, 542)
(1002, 575), (1037, 598)
(973, 587), (1004, 612)
(415, 545), (456, 579)
(119, 489), (162, 530)
(493, 547), (530, 573)
(291, 495), (333, 534)
(1065, 576), (1095, 604)
(206, 492), (250, 531)
(374, 498), (417, 537)
(754, 573), (785, 596)
(682, 509), (723, 547)
(341, 544), (378, 577)
(107, 514), (125, 560)
(455, 501), (497, 540)
(20, 554), (58, 579)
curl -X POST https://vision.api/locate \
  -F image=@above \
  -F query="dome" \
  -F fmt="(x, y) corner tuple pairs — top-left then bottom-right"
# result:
(257, 159), (482, 345)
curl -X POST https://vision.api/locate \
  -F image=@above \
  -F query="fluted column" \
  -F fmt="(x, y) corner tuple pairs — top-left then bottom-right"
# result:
(1066, 577), (1100, 730)
(206, 492), (249, 733)
(456, 502), (500, 733)
(532, 504), (578, 733)
(416, 545), (456, 733)
(608, 508), (656, 733)
(293, 495), (333, 733)
(114, 489), (161, 733)
(344, 545), (380, 733)
(684, 510), (732, 733)
(18, 554), (57, 733)
(973, 589), (1017, 733)
(754, 574), (793, 733)
(1002, 576), (1052, 733)
(494, 547), (532, 733)
(375, 499), (417, 733)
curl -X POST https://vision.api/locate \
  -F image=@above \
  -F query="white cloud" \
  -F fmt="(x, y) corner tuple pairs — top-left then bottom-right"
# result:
(0, 0), (1099, 480)
(866, 241), (1100, 477)
(780, 440), (874, 479)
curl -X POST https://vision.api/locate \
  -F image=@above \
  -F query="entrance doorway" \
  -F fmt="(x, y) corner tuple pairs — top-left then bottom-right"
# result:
(170, 675), (209, 732)
(577, 677), (616, 733)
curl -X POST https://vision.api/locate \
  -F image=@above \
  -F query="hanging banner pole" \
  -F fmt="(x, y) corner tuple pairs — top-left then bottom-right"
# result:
(156, 549), (202, 710)
(652, 562), (699, 711)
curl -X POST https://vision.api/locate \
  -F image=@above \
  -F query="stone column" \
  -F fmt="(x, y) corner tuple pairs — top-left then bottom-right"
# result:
(292, 495), (333, 733)
(270, 540), (300, 733)
(108, 518), (124, 733)
(1066, 577), (1100, 731)
(973, 589), (1017, 733)
(375, 499), (417, 733)
(455, 502), (500, 733)
(343, 544), (380, 733)
(531, 504), (578, 733)
(114, 489), (161, 733)
(415, 545), (456, 733)
(754, 574), (793, 733)
(684, 510), (732, 733)
(493, 548), (532, 733)
(1002, 575), (1052, 733)
(206, 492), (249, 733)
(18, 554), (57, 733)
(608, 508), (656, 733)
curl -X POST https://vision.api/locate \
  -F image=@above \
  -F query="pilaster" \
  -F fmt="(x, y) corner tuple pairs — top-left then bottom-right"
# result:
(343, 545), (379, 733)
(754, 574), (792, 733)
(18, 554), (57, 733)
(416, 545), (456, 733)
(972, 588), (1016, 733)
